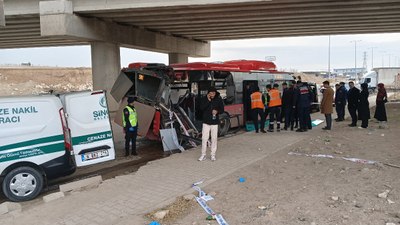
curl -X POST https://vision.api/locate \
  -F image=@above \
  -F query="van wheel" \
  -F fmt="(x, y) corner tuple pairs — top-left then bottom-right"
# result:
(2, 166), (44, 202)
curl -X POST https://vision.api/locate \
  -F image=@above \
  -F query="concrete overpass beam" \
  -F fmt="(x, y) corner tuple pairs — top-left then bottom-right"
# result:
(0, 0), (5, 27)
(169, 53), (189, 64)
(39, 1), (210, 57)
(91, 41), (121, 112)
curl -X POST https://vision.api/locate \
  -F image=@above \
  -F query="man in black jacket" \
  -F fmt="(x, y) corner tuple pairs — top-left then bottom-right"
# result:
(199, 87), (224, 161)
(282, 82), (295, 130)
(347, 81), (360, 127)
(335, 82), (347, 121)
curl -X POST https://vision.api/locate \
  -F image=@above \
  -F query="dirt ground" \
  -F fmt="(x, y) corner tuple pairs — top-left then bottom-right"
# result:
(157, 102), (400, 225)
(0, 67), (92, 96)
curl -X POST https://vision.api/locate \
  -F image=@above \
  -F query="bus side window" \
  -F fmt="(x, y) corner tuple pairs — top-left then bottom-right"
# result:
(225, 74), (235, 105)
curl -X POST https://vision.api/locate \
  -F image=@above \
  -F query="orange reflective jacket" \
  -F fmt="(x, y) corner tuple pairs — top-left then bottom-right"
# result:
(250, 92), (264, 109)
(268, 89), (282, 107)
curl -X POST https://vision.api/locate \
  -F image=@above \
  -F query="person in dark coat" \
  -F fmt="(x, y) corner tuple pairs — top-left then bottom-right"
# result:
(295, 82), (312, 132)
(282, 82), (295, 130)
(374, 83), (388, 128)
(358, 83), (370, 128)
(199, 87), (224, 161)
(291, 81), (300, 130)
(335, 82), (347, 121)
(347, 81), (360, 127)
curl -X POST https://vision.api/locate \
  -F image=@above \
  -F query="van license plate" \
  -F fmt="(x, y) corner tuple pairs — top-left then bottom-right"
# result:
(81, 150), (109, 161)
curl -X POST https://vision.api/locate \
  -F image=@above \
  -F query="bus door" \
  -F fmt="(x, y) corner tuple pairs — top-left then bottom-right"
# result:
(242, 80), (258, 122)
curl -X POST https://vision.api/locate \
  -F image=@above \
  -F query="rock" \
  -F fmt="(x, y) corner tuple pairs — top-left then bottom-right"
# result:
(298, 217), (306, 221)
(183, 194), (195, 201)
(154, 210), (169, 220)
(336, 143), (342, 148)
(258, 205), (267, 210)
(354, 203), (363, 208)
(378, 190), (390, 199)
(209, 192), (216, 196)
(381, 134), (385, 136)
(361, 168), (370, 173)
(328, 168), (333, 172)
(334, 150), (343, 154)
(386, 223), (396, 225)
(342, 215), (349, 219)
(387, 199), (395, 204)
(331, 196), (339, 201)
(310, 222), (316, 225)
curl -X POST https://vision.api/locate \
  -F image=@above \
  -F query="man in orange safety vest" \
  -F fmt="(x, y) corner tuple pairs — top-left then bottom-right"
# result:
(250, 86), (266, 133)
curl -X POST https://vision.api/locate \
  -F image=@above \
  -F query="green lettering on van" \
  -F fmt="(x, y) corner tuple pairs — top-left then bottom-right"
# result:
(71, 131), (113, 145)
(0, 143), (65, 163)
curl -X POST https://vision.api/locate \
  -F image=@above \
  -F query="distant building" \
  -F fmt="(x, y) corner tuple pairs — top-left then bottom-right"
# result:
(333, 67), (366, 79)
(21, 62), (32, 66)
(301, 71), (333, 78)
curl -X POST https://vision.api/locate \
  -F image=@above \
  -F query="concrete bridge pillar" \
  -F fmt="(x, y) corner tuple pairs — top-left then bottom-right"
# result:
(91, 41), (121, 113)
(169, 53), (189, 64)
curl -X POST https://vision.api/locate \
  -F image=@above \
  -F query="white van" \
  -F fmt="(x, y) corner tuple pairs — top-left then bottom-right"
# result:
(0, 91), (115, 202)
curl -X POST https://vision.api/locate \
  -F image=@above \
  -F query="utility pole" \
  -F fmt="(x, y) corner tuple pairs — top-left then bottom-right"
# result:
(350, 40), (361, 80)
(368, 47), (377, 70)
(362, 51), (367, 74)
(328, 35), (331, 79)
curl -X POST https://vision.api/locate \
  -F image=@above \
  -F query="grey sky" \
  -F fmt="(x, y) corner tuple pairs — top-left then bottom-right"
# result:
(1, 33), (400, 72)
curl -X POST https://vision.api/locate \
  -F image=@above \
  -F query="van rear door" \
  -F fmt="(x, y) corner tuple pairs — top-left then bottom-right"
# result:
(62, 91), (115, 167)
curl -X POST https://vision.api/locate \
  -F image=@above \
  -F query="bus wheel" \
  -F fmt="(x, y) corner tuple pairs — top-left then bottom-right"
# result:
(218, 113), (231, 137)
(2, 166), (44, 202)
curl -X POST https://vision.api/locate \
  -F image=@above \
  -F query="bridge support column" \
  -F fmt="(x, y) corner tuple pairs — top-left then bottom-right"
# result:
(169, 53), (189, 64)
(91, 41), (121, 113)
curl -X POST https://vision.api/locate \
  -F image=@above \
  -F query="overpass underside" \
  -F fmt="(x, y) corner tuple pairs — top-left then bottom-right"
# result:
(1, 0), (400, 108)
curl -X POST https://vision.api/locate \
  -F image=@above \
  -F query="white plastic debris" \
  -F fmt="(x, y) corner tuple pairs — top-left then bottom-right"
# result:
(378, 190), (390, 199)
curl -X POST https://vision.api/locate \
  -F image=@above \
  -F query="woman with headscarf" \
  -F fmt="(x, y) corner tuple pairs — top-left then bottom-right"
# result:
(374, 83), (388, 128)
(358, 83), (370, 128)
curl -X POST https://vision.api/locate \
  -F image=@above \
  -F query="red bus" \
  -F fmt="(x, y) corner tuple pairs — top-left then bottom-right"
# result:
(170, 60), (295, 135)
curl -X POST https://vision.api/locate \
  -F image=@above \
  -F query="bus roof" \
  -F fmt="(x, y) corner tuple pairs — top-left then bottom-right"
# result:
(171, 60), (277, 72)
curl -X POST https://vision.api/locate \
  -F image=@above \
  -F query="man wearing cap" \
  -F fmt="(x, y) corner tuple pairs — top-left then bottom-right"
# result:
(198, 87), (224, 161)
(123, 97), (138, 156)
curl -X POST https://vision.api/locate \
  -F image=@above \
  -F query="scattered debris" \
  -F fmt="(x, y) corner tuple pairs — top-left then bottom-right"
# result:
(288, 152), (379, 165)
(387, 199), (395, 204)
(192, 182), (229, 225)
(378, 190), (390, 199)
(239, 177), (246, 183)
(258, 206), (267, 210)
(154, 210), (169, 220)
(331, 196), (339, 201)
(383, 163), (400, 169)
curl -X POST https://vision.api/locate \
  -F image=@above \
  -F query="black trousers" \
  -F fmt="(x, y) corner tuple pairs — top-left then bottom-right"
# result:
(298, 107), (310, 130)
(348, 105), (358, 125)
(283, 106), (293, 128)
(252, 108), (265, 131)
(125, 130), (137, 154)
(361, 118), (368, 128)
(269, 106), (281, 129)
(335, 103), (345, 120)
(324, 114), (332, 129)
